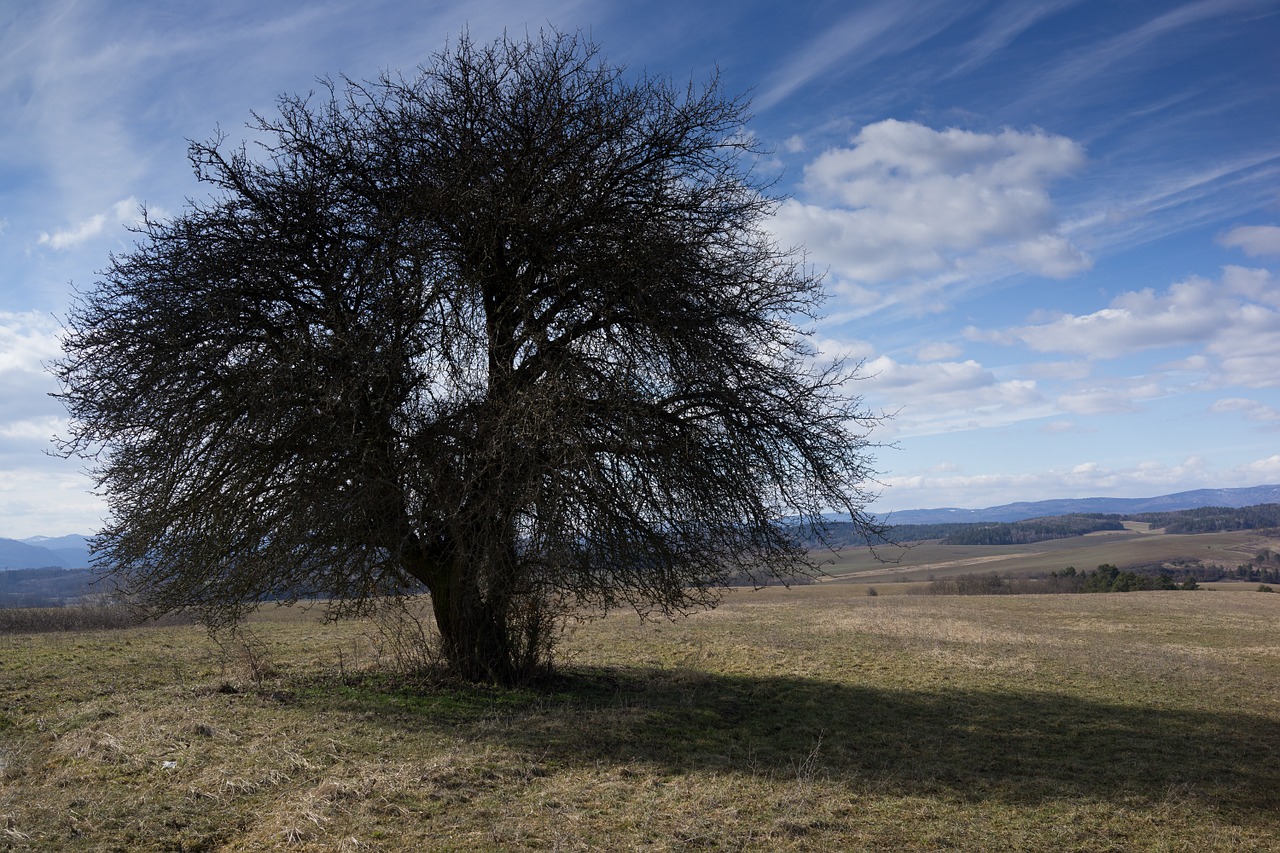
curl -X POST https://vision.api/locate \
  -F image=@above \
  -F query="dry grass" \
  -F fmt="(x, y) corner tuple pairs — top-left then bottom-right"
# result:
(2, 587), (1279, 850)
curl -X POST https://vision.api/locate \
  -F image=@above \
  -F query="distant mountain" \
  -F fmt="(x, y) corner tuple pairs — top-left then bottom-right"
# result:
(0, 535), (92, 569)
(23, 535), (93, 568)
(879, 484), (1280, 525)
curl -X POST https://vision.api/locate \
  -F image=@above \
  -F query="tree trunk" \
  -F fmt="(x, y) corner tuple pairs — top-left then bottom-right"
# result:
(429, 563), (520, 683)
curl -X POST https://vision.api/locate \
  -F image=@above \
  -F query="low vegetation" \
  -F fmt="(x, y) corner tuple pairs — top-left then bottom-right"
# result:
(0, 604), (197, 634)
(2, 586), (1278, 850)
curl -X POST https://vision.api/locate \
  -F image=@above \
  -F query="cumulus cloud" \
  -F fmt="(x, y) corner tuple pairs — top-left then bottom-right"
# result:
(771, 120), (1090, 296)
(1218, 224), (1280, 257)
(37, 196), (143, 250)
(858, 352), (1045, 436)
(979, 267), (1280, 384)
(814, 336), (878, 365)
(1240, 455), (1280, 480)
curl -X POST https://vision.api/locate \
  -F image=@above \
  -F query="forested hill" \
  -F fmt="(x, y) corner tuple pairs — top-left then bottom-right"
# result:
(810, 503), (1280, 548)
(1129, 504), (1280, 534)
(813, 514), (1124, 548)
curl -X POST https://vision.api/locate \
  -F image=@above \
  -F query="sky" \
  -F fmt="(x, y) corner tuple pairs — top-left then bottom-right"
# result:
(1, 0), (1279, 537)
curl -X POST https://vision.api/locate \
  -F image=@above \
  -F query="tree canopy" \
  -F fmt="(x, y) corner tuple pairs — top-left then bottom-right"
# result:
(56, 30), (884, 682)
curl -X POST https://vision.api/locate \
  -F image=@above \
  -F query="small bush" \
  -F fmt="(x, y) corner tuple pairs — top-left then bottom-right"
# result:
(1259, 584), (1275, 593)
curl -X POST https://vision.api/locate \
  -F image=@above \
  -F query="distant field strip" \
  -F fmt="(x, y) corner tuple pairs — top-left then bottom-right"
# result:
(828, 552), (1042, 580)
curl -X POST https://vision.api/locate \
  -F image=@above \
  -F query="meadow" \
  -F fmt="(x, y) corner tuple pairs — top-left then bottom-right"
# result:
(2, 575), (1279, 852)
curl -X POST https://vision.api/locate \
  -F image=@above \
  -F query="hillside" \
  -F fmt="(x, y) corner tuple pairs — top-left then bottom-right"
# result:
(878, 483), (1280, 524)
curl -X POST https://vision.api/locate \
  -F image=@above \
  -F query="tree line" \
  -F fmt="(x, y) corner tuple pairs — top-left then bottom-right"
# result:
(816, 503), (1280, 549)
(929, 564), (1201, 596)
(1128, 504), (1280, 534)
(812, 513), (1125, 548)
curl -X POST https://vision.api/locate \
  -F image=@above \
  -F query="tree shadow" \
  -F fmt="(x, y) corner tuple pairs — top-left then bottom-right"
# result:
(296, 664), (1280, 816)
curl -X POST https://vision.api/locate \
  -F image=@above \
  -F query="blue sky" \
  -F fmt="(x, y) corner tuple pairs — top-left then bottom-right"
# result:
(1, 0), (1278, 537)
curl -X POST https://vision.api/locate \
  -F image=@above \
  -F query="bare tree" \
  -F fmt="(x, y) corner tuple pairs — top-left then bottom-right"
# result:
(55, 30), (884, 683)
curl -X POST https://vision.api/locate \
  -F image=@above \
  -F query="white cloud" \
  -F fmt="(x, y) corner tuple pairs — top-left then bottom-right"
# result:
(859, 353), (1045, 436)
(1240, 455), (1280, 481)
(37, 197), (143, 250)
(0, 416), (68, 441)
(771, 120), (1090, 301)
(1210, 397), (1280, 424)
(867, 356), (994, 394)
(814, 337), (878, 364)
(0, 467), (103, 539)
(1221, 264), (1280, 304)
(0, 311), (63, 374)
(1219, 224), (1280, 258)
(983, 268), (1280, 381)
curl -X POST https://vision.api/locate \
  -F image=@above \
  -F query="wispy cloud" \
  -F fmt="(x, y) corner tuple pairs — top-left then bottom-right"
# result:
(37, 197), (143, 250)
(755, 0), (969, 111)
(1019, 0), (1272, 108)
(948, 0), (1085, 76)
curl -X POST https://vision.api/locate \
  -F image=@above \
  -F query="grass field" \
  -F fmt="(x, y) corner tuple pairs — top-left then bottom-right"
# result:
(2, 584), (1279, 851)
